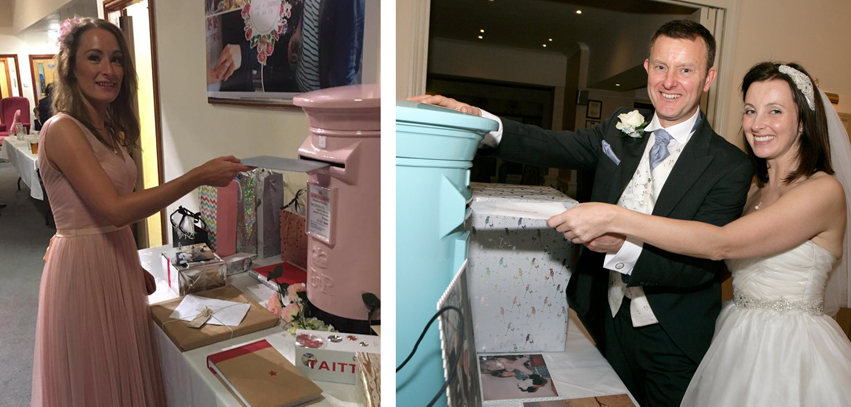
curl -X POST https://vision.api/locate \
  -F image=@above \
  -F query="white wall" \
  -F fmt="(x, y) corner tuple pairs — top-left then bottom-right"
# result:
(721, 0), (851, 148)
(11, 0), (70, 33)
(154, 0), (312, 224)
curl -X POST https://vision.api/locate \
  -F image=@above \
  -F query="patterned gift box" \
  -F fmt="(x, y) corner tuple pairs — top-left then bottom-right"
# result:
(467, 183), (578, 353)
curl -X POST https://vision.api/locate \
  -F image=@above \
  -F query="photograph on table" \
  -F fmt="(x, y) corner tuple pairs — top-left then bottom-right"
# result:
(523, 394), (635, 407)
(204, 0), (368, 106)
(437, 262), (482, 407)
(479, 353), (559, 402)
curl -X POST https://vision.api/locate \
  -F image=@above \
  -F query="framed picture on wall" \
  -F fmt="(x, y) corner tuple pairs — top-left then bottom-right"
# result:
(587, 100), (602, 119)
(204, 0), (371, 107)
(29, 55), (56, 105)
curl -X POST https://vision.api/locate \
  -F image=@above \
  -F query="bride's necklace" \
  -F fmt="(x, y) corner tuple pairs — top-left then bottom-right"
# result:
(754, 182), (782, 210)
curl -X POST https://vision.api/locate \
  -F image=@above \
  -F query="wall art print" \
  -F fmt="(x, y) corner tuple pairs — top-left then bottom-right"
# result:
(204, 0), (366, 106)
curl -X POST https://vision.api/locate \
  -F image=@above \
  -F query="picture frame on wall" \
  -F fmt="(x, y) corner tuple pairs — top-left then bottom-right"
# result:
(29, 55), (56, 106)
(587, 100), (602, 119)
(204, 0), (371, 107)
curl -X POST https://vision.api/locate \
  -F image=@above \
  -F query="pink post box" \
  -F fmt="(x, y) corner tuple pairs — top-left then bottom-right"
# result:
(294, 84), (380, 334)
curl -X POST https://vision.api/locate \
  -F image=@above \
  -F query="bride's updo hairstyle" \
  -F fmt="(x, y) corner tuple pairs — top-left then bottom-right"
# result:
(741, 62), (833, 187)
(53, 17), (140, 150)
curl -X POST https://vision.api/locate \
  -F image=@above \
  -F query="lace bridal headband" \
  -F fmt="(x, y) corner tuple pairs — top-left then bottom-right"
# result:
(779, 64), (815, 111)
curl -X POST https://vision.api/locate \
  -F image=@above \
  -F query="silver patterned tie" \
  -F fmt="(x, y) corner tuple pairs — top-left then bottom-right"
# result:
(649, 129), (672, 171)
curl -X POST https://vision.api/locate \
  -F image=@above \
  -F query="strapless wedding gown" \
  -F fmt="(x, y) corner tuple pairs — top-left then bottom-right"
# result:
(680, 240), (851, 406)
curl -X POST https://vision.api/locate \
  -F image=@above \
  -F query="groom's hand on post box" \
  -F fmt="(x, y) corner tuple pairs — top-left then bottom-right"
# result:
(408, 94), (483, 117)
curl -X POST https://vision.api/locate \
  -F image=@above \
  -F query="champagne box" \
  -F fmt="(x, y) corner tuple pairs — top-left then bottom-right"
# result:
(293, 329), (380, 384)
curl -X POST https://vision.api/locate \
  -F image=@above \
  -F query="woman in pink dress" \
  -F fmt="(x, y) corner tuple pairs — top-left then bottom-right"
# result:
(31, 18), (248, 406)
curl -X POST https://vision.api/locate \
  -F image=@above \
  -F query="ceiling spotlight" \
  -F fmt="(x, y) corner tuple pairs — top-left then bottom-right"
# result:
(480, 29), (485, 33)
(615, 84), (621, 87)
(478, 35), (483, 39)
(576, 10), (582, 14)
(543, 44), (547, 47)
(549, 38), (553, 41)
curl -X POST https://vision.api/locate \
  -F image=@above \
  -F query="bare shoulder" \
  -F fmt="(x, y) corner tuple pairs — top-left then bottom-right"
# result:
(43, 115), (88, 146)
(794, 172), (845, 204)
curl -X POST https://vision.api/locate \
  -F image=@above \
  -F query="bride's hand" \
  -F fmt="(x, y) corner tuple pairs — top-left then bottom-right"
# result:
(547, 203), (620, 244)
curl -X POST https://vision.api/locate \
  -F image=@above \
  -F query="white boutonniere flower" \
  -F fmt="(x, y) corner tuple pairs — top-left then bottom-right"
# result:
(615, 110), (650, 138)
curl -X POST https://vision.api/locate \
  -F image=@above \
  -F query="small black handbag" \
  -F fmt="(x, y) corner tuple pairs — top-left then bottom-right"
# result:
(170, 206), (210, 247)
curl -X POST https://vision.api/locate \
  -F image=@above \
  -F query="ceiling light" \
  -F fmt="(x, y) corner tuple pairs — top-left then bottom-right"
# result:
(543, 44), (547, 47)
(480, 29), (485, 33)
(478, 35), (483, 39)
(549, 38), (553, 41)
(576, 10), (582, 14)
(615, 84), (621, 87)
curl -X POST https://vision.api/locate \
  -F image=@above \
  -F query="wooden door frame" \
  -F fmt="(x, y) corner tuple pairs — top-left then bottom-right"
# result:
(0, 54), (23, 99)
(28, 54), (56, 106)
(104, 0), (167, 243)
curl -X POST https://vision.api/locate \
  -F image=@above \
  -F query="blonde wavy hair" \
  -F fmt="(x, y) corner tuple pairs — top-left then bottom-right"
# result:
(52, 17), (140, 150)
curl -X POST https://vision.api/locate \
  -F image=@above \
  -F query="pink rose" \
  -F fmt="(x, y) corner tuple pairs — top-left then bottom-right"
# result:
(245, 27), (253, 40)
(241, 4), (251, 18)
(266, 41), (274, 56)
(257, 51), (267, 65)
(281, 303), (301, 323)
(287, 283), (306, 302)
(267, 293), (282, 315)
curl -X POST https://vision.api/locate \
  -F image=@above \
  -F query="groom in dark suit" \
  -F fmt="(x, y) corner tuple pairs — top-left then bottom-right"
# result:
(411, 20), (753, 406)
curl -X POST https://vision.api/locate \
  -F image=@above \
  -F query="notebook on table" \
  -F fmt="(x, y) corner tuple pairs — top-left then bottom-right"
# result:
(207, 339), (323, 407)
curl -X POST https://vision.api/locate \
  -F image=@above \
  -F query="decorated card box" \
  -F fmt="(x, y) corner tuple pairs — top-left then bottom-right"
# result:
(161, 243), (228, 296)
(467, 183), (577, 353)
(294, 329), (380, 385)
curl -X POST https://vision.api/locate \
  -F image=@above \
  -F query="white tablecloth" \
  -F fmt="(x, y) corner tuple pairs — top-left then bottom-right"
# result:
(482, 310), (638, 406)
(139, 246), (360, 407)
(140, 245), (636, 406)
(1, 137), (43, 200)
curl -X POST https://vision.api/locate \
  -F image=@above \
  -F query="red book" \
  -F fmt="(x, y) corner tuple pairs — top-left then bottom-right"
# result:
(207, 340), (322, 407)
(249, 262), (307, 291)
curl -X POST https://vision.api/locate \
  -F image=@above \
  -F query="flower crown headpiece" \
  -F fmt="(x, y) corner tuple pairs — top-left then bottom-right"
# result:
(778, 64), (815, 111)
(57, 16), (84, 46)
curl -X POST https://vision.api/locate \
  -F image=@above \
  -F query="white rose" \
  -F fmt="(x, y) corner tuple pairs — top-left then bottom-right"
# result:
(618, 110), (645, 128)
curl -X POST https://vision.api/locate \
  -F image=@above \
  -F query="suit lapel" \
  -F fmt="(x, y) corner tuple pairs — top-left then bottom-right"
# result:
(605, 109), (653, 204)
(653, 114), (715, 217)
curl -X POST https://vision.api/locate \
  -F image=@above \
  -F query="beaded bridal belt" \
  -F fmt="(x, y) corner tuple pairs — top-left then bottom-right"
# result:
(733, 291), (824, 316)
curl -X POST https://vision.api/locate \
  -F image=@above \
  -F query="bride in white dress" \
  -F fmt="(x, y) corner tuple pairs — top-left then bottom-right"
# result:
(549, 61), (851, 406)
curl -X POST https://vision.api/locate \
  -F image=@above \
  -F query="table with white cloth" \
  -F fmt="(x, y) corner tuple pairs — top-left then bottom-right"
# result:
(141, 246), (638, 407)
(140, 246), (361, 407)
(485, 313), (639, 406)
(0, 137), (44, 200)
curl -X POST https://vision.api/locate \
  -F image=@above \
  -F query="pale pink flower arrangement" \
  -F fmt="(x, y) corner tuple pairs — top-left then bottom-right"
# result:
(263, 265), (333, 335)
(57, 16), (84, 46)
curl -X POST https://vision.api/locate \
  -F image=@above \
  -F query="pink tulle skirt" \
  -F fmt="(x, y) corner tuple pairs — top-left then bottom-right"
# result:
(31, 228), (165, 406)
